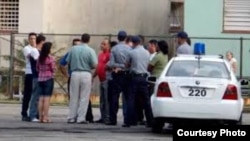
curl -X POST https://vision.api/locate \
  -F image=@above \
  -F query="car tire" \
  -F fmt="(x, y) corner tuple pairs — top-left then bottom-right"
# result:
(151, 118), (165, 133)
(237, 113), (243, 125)
(227, 113), (243, 125)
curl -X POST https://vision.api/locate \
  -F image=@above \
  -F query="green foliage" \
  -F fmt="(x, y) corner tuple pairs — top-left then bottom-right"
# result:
(0, 38), (68, 98)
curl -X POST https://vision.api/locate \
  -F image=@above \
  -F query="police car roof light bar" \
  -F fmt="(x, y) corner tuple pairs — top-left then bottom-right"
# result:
(194, 42), (205, 55)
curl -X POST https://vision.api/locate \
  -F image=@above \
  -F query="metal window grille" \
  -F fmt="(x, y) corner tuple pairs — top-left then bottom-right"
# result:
(223, 0), (250, 32)
(0, 0), (19, 32)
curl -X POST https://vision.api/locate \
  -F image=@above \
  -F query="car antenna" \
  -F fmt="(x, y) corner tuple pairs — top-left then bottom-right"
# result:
(197, 55), (201, 69)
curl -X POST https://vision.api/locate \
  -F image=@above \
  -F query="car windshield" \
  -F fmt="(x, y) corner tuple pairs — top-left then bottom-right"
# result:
(166, 60), (230, 79)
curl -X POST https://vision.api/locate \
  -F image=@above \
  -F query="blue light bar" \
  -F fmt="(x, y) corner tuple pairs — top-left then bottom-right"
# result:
(194, 42), (205, 55)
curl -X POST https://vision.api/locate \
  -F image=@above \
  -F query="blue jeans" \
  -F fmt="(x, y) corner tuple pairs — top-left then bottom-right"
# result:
(38, 79), (54, 97)
(99, 80), (110, 122)
(29, 78), (39, 120)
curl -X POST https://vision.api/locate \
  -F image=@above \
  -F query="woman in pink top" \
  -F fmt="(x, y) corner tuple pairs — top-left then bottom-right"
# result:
(36, 42), (55, 123)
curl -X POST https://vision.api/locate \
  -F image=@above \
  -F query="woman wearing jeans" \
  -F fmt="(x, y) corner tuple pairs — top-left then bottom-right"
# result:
(37, 42), (55, 123)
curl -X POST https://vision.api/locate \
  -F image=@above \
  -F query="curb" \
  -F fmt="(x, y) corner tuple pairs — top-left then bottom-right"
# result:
(243, 107), (250, 113)
(1, 101), (250, 113)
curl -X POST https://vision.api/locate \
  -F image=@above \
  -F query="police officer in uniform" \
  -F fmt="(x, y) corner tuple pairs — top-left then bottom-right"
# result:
(125, 36), (153, 127)
(107, 31), (131, 126)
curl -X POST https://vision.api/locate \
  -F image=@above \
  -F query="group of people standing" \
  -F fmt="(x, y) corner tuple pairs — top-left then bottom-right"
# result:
(59, 30), (172, 127)
(20, 30), (193, 127)
(22, 33), (55, 123)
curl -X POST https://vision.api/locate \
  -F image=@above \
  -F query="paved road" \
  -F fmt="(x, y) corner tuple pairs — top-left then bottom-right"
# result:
(0, 104), (170, 141)
(0, 104), (249, 141)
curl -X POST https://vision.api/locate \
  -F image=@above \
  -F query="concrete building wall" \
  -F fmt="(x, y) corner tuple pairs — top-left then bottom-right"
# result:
(18, 0), (44, 33)
(12, 0), (172, 96)
(17, 0), (171, 54)
(42, 0), (170, 35)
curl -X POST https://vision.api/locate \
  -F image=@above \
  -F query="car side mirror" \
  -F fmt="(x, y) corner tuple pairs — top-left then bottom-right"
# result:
(240, 79), (249, 85)
(147, 76), (157, 84)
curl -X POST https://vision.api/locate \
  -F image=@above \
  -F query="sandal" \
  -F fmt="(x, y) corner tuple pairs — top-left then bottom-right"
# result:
(42, 119), (52, 123)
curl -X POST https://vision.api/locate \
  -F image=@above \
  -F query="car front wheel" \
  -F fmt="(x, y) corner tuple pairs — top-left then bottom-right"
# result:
(152, 118), (165, 133)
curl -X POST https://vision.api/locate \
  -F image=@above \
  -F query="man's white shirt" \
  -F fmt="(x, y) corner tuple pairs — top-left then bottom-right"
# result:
(30, 48), (40, 60)
(23, 45), (34, 74)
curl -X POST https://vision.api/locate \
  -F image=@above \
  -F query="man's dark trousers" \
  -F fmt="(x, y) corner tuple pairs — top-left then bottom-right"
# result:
(136, 93), (144, 123)
(109, 72), (129, 125)
(127, 74), (153, 126)
(21, 74), (33, 118)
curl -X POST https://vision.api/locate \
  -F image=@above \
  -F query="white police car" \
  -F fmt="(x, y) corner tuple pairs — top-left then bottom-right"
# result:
(148, 43), (244, 133)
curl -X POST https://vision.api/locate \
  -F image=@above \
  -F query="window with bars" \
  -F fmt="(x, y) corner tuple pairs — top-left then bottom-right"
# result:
(0, 0), (19, 32)
(223, 0), (250, 33)
(169, 1), (184, 33)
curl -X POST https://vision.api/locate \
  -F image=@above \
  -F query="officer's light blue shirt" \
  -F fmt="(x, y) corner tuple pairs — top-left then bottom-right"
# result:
(109, 42), (131, 70)
(128, 45), (150, 74)
(176, 42), (192, 54)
